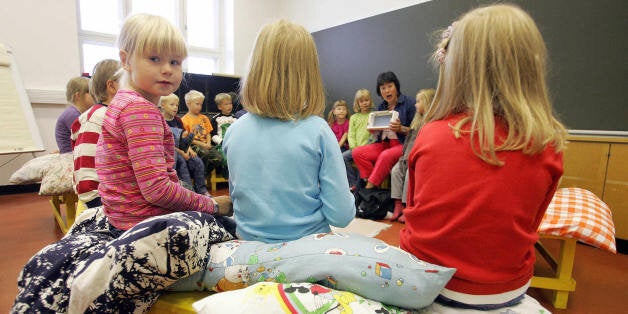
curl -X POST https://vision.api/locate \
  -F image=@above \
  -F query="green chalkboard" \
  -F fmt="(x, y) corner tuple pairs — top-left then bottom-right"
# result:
(313, 0), (627, 132)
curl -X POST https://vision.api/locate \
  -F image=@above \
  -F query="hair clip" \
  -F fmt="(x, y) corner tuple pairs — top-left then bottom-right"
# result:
(436, 23), (455, 64)
(437, 48), (447, 64)
(442, 25), (454, 40)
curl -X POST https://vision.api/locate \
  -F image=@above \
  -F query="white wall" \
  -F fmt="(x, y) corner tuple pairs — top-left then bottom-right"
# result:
(0, 0), (428, 185)
(0, 0), (80, 96)
(0, 0), (80, 185)
(279, 0), (429, 32)
(232, 0), (429, 74)
(233, 0), (283, 75)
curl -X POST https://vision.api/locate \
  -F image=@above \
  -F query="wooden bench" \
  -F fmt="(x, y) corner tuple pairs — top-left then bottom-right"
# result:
(208, 169), (228, 193)
(149, 291), (208, 314)
(531, 234), (577, 309)
(50, 191), (78, 233)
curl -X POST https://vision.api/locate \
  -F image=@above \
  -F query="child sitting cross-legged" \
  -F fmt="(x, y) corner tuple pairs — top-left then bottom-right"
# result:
(160, 93), (210, 196)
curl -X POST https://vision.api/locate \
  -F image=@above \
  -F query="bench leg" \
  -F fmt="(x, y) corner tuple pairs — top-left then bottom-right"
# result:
(50, 192), (78, 233)
(209, 169), (228, 193)
(550, 237), (577, 309)
(211, 177), (217, 193)
(531, 236), (577, 309)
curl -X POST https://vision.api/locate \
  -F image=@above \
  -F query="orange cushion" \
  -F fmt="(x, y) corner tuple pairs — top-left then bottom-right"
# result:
(539, 188), (616, 253)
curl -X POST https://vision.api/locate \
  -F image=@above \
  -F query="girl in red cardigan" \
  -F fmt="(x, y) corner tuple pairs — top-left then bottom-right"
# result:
(400, 4), (567, 310)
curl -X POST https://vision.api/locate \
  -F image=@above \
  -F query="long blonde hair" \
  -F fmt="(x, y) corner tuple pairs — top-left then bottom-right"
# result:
(426, 4), (567, 165)
(352, 89), (374, 113)
(327, 100), (350, 126)
(241, 19), (325, 121)
(410, 88), (435, 130)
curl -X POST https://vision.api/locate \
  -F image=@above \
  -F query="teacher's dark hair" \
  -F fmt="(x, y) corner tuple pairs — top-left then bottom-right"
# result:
(376, 71), (401, 97)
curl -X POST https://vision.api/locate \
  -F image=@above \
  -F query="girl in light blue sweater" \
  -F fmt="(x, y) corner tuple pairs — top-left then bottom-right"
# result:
(222, 20), (356, 243)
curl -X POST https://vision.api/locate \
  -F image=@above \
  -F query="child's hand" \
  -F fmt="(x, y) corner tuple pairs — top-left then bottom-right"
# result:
(213, 195), (233, 216)
(181, 151), (190, 160)
(188, 148), (197, 158)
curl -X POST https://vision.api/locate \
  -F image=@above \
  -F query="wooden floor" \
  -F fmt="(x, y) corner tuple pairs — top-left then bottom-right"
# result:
(1, 189), (627, 313)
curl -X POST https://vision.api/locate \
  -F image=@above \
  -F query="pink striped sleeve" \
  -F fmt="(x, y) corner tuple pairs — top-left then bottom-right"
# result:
(119, 101), (215, 214)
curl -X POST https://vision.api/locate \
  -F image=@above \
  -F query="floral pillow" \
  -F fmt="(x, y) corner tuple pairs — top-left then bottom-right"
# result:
(9, 153), (59, 184)
(539, 187), (616, 253)
(193, 282), (414, 314)
(170, 232), (455, 310)
(38, 153), (74, 196)
(192, 282), (550, 314)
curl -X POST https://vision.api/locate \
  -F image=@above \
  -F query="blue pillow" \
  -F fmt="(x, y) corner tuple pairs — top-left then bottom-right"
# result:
(170, 232), (455, 310)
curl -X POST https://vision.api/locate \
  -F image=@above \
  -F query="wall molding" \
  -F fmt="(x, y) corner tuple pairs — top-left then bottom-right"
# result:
(26, 88), (66, 105)
(568, 130), (628, 137)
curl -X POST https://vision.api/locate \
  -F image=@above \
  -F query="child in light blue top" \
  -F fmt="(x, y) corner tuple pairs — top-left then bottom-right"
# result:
(222, 19), (355, 243)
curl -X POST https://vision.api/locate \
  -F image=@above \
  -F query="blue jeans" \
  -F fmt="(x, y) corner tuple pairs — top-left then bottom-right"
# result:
(175, 152), (208, 194)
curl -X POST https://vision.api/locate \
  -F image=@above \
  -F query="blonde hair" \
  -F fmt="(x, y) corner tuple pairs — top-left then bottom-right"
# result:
(352, 89), (374, 113)
(327, 100), (350, 125)
(241, 19), (325, 121)
(215, 93), (232, 106)
(159, 93), (179, 108)
(184, 90), (205, 105)
(118, 14), (187, 86)
(410, 88), (436, 130)
(89, 59), (121, 103)
(426, 4), (566, 165)
(65, 76), (90, 104)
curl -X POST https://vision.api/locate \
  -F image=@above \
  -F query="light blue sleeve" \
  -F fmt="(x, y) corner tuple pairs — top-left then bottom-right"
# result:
(317, 124), (356, 227)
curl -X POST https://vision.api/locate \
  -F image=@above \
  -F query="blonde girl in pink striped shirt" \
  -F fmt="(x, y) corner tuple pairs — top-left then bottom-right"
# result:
(96, 14), (232, 231)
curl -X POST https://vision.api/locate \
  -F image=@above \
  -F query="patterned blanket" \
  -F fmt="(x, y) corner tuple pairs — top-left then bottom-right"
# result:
(11, 207), (234, 313)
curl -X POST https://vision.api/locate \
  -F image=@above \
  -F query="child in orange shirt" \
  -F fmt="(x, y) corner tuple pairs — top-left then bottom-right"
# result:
(181, 90), (223, 176)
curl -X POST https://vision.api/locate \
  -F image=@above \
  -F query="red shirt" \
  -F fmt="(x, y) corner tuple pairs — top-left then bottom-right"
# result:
(400, 113), (563, 296)
(71, 104), (106, 203)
